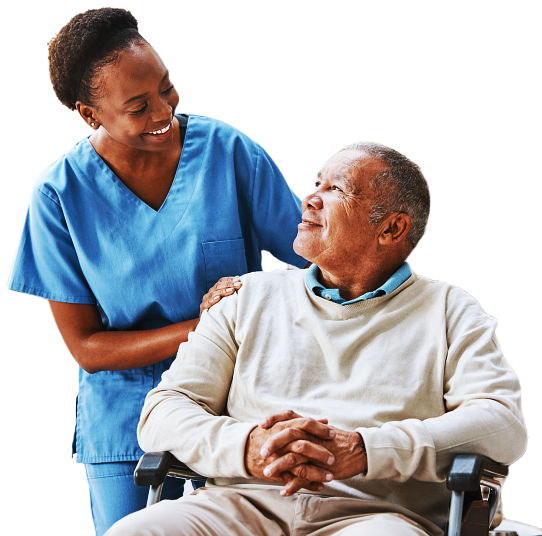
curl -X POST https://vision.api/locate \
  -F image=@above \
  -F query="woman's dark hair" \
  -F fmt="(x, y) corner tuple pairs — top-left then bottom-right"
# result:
(48, 8), (146, 110)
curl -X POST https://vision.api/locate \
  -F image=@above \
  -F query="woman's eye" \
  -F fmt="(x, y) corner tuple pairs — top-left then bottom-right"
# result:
(332, 185), (342, 192)
(315, 181), (321, 187)
(130, 103), (148, 115)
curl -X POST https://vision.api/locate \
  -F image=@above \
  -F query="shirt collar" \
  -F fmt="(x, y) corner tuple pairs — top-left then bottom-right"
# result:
(306, 262), (411, 305)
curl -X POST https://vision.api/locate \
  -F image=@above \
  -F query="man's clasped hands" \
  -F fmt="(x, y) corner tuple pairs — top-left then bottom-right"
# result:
(245, 409), (367, 496)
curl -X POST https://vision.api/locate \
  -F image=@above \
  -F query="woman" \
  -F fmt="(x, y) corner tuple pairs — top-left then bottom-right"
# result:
(8, 7), (306, 535)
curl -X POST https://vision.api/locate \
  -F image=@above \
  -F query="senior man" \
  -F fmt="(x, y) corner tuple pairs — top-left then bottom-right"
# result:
(106, 143), (526, 536)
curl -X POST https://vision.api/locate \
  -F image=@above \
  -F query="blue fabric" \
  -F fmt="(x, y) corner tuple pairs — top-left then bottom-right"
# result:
(306, 262), (412, 304)
(85, 461), (196, 535)
(9, 115), (306, 464)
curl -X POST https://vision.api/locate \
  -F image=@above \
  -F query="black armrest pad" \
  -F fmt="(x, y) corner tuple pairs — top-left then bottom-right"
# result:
(134, 452), (205, 486)
(135, 452), (176, 487)
(447, 454), (508, 492)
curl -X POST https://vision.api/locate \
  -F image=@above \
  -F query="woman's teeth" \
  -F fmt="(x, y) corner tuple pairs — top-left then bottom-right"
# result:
(148, 123), (171, 135)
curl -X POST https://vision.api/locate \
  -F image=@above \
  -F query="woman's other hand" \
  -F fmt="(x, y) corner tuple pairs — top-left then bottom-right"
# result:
(200, 276), (242, 316)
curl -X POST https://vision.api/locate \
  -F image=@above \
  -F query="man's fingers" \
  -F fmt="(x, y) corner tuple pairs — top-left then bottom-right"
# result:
(263, 452), (334, 482)
(260, 422), (335, 458)
(259, 411), (328, 431)
(259, 409), (302, 428)
(260, 413), (334, 440)
(280, 475), (324, 497)
(261, 436), (335, 471)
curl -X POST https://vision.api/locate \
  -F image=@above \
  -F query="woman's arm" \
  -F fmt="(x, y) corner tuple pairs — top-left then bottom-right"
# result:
(49, 276), (242, 373)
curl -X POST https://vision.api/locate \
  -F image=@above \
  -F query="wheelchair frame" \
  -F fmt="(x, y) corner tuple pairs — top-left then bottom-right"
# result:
(134, 452), (526, 535)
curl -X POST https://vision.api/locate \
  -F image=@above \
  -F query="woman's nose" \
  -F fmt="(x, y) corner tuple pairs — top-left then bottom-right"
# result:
(152, 95), (173, 122)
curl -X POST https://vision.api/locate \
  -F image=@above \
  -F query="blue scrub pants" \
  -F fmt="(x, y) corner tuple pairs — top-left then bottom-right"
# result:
(85, 461), (205, 536)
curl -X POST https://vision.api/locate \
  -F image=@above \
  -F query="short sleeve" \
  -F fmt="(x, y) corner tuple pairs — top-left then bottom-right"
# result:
(251, 146), (307, 268)
(8, 186), (96, 303)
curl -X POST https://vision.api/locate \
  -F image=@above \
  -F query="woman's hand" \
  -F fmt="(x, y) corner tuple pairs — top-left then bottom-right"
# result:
(200, 276), (242, 316)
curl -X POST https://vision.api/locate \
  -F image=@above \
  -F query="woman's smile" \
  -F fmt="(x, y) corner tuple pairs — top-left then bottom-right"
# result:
(147, 122), (171, 135)
(143, 121), (173, 139)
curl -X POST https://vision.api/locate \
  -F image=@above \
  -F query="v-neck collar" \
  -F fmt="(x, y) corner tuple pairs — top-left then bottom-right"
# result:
(83, 118), (190, 214)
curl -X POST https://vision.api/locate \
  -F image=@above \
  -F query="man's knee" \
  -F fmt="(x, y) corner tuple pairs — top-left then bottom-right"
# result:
(104, 500), (185, 536)
(332, 513), (432, 536)
(104, 489), (273, 536)
(105, 510), (149, 536)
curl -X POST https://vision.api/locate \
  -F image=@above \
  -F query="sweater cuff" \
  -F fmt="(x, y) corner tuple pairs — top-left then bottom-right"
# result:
(356, 421), (436, 481)
(173, 420), (258, 479)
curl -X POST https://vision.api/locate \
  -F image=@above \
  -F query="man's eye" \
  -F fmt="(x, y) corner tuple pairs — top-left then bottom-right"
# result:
(315, 181), (321, 187)
(332, 185), (342, 192)
(163, 85), (174, 94)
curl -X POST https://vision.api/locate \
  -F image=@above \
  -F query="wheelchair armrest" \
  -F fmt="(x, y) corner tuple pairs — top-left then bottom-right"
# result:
(447, 454), (508, 492)
(446, 454), (508, 535)
(134, 451), (205, 487)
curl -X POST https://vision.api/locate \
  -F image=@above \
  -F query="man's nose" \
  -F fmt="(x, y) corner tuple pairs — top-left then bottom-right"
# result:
(302, 191), (323, 211)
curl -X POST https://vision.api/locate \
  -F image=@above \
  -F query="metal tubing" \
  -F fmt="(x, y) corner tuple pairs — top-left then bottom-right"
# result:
(448, 490), (465, 536)
(146, 484), (163, 507)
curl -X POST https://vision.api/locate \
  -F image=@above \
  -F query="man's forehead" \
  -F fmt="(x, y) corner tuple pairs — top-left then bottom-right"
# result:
(318, 150), (385, 186)
(317, 168), (350, 182)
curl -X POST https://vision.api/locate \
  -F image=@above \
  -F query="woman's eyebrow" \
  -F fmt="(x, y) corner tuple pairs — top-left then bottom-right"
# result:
(122, 71), (170, 105)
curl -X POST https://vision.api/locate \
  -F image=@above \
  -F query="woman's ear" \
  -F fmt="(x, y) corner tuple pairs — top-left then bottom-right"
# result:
(76, 102), (100, 130)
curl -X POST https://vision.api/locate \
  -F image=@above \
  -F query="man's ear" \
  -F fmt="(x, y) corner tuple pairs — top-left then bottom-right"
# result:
(378, 213), (411, 245)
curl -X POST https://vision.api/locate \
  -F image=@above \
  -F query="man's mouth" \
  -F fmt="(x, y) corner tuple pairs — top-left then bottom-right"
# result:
(302, 219), (321, 226)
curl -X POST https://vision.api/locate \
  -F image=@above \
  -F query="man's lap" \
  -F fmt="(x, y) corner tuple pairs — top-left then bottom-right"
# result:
(104, 487), (442, 536)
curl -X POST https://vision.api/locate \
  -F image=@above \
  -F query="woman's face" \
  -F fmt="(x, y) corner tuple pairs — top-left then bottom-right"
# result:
(89, 43), (180, 153)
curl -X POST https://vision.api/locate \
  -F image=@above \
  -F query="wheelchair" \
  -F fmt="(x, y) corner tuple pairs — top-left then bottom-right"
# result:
(134, 452), (541, 536)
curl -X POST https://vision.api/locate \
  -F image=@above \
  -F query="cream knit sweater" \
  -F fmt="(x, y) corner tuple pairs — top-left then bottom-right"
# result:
(138, 269), (526, 529)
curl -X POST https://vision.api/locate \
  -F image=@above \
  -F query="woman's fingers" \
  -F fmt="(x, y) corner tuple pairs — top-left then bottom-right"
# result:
(199, 276), (242, 315)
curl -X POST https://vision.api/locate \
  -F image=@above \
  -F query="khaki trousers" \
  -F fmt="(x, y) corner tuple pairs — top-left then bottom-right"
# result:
(105, 487), (443, 536)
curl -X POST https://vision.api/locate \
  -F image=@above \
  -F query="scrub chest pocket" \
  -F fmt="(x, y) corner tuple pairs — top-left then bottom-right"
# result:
(202, 239), (248, 291)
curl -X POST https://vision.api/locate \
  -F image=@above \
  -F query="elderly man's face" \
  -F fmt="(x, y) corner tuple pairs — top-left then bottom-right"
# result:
(293, 150), (386, 269)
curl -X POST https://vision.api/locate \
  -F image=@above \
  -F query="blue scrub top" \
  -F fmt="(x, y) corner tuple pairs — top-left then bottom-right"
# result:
(9, 114), (307, 463)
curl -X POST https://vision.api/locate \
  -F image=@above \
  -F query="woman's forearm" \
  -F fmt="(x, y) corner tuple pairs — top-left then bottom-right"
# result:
(49, 300), (199, 373)
(49, 277), (241, 373)
(78, 318), (200, 373)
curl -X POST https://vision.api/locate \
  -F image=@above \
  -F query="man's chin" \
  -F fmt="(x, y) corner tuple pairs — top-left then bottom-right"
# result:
(293, 239), (309, 260)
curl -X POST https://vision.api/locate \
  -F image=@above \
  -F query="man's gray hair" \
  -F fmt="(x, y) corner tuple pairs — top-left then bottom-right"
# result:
(343, 142), (430, 249)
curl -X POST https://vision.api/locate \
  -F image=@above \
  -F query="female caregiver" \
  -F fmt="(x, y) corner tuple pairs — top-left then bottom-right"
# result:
(8, 7), (307, 536)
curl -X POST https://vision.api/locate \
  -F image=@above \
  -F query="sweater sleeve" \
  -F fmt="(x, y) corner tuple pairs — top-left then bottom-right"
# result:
(137, 290), (256, 478)
(358, 286), (527, 482)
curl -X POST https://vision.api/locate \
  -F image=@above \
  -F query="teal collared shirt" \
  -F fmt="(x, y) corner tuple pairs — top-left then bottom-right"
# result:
(306, 262), (411, 305)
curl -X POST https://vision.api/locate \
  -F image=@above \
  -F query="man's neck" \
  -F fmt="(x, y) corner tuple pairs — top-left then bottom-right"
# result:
(318, 261), (406, 301)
